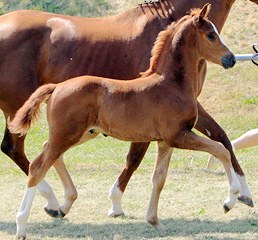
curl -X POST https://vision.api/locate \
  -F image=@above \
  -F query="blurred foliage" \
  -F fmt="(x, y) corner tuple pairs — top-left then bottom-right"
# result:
(0, 0), (113, 17)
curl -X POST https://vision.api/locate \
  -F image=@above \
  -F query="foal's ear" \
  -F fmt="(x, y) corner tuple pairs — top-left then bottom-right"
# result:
(199, 3), (211, 18)
(193, 3), (211, 27)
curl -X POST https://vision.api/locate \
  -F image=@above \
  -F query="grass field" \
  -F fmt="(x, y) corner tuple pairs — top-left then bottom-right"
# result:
(0, 0), (258, 239)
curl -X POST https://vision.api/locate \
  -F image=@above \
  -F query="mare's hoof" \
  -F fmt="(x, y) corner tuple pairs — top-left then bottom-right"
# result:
(238, 196), (254, 208)
(44, 208), (66, 218)
(223, 204), (231, 213)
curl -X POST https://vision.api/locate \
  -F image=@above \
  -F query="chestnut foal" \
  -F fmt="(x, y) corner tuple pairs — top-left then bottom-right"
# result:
(1, 0), (257, 219)
(10, 5), (239, 238)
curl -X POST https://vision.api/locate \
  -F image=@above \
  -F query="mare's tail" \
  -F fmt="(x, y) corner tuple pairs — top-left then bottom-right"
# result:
(8, 84), (57, 136)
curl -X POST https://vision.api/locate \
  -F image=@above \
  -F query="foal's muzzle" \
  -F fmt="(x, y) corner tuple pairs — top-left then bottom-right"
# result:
(221, 54), (236, 69)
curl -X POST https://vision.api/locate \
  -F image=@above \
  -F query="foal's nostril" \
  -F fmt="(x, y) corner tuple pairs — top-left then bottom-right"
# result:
(221, 54), (236, 69)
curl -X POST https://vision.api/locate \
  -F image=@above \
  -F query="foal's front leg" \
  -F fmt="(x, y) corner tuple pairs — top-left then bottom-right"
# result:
(146, 141), (173, 231)
(173, 130), (241, 212)
(195, 102), (253, 207)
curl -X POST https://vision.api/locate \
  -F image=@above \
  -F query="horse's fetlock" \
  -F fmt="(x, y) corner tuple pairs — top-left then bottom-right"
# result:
(146, 215), (158, 225)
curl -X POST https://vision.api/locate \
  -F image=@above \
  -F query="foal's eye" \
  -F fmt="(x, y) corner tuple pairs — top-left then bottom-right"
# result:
(207, 32), (216, 41)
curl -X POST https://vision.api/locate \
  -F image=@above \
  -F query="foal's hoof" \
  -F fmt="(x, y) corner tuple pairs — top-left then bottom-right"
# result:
(16, 236), (26, 240)
(148, 221), (165, 233)
(59, 209), (66, 218)
(44, 208), (66, 218)
(108, 210), (125, 218)
(238, 196), (254, 208)
(223, 204), (231, 213)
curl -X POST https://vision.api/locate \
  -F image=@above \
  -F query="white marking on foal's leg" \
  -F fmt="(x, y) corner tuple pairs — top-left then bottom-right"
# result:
(237, 175), (252, 200)
(37, 180), (60, 212)
(224, 168), (241, 211)
(108, 179), (124, 217)
(16, 187), (36, 239)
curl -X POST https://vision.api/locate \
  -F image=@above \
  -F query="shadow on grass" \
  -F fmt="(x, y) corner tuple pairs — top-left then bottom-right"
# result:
(0, 217), (257, 239)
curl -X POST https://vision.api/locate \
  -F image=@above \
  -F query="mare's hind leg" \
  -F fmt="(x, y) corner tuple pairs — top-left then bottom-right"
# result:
(1, 125), (60, 215)
(108, 142), (150, 217)
(195, 102), (253, 207)
(146, 141), (173, 231)
(173, 130), (241, 212)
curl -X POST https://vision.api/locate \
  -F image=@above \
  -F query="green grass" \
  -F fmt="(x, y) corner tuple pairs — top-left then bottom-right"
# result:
(0, 1), (258, 239)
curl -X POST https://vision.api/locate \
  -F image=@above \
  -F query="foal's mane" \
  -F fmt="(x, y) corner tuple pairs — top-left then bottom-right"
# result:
(140, 9), (202, 77)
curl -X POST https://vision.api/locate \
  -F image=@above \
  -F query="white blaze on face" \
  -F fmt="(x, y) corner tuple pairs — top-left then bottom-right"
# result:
(210, 21), (227, 47)
(47, 17), (77, 43)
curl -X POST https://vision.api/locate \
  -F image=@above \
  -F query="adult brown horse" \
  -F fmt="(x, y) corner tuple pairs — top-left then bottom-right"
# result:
(9, 5), (238, 238)
(0, 0), (256, 218)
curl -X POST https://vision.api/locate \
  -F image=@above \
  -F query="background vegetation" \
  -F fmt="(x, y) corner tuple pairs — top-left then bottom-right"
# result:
(0, 0), (257, 239)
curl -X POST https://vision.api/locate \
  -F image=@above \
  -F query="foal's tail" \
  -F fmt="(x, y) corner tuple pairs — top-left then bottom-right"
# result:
(8, 84), (57, 136)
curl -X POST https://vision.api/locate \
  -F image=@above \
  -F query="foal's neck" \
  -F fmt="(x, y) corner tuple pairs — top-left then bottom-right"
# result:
(157, 28), (200, 97)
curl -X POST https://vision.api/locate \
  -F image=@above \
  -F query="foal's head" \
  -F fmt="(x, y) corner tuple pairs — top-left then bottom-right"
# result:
(189, 4), (235, 69)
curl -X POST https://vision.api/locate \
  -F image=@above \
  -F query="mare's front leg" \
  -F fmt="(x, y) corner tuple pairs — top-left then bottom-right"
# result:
(146, 141), (173, 231)
(108, 142), (150, 217)
(1, 126), (60, 216)
(195, 102), (253, 207)
(173, 130), (241, 212)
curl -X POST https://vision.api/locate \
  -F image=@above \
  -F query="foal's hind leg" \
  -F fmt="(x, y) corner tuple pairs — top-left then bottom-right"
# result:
(16, 144), (65, 239)
(146, 141), (173, 231)
(195, 103), (253, 207)
(1, 125), (60, 216)
(41, 141), (77, 218)
(52, 154), (78, 217)
(44, 131), (99, 218)
(108, 142), (150, 217)
(173, 130), (241, 212)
